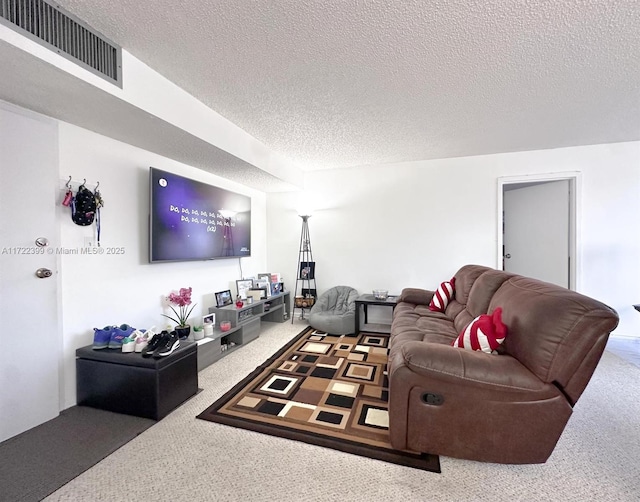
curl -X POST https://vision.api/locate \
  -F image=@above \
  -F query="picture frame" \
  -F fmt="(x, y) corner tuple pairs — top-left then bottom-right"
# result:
(302, 288), (317, 299)
(215, 289), (233, 307)
(270, 282), (283, 296)
(203, 313), (216, 335)
(256, 279), (271, 297)
(257, 273), (272, 284)
(249, 288), (267, 300)
(236, 279), (254, 299)
(299, 261), (315, 280)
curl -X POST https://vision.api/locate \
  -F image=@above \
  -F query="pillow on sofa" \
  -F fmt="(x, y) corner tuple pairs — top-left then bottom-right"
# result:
(429, 277), (456, 312)
(452, 307), (507, 354)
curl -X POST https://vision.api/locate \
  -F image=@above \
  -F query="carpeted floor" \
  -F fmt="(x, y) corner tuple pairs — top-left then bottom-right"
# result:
(0, 406), (154, 502)
(197, 327), (440, 472)
(18, 320), (640, 501)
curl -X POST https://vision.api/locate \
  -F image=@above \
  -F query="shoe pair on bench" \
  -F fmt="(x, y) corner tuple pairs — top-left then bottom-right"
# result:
(92, 324), (135, 350)
(141, 330), (180, 358)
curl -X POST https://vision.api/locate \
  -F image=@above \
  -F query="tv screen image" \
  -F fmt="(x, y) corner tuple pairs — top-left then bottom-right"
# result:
(149, 167), (251, 262)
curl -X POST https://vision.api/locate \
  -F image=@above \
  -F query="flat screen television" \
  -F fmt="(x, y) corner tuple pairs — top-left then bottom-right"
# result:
(149, 167), (251, 263)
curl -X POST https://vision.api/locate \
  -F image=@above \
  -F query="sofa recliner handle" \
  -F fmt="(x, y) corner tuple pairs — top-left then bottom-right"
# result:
(421, 392), (444, 406)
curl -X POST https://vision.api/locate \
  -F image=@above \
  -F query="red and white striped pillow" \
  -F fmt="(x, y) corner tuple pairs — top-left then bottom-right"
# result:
(429, 277), (456, 312)
(452, 307), (508, 354)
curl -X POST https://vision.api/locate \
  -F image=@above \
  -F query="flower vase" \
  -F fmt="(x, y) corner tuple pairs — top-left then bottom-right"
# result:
(175, 325), (191, 340)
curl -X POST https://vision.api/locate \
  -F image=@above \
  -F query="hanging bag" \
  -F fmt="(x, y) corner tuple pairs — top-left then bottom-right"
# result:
(71, 185), (97, 226)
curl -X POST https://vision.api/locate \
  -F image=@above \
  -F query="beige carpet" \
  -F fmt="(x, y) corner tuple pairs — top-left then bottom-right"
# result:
(45, 320), (640, 502)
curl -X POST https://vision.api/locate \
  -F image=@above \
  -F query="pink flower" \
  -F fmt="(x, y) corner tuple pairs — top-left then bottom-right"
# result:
(168, 287), (193, 307)
(163, 287), (196, 327)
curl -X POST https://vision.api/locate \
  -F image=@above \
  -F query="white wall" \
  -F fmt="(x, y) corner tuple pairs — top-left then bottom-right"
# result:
(58, 122), (267, 408)
(267, 142), (640, 337)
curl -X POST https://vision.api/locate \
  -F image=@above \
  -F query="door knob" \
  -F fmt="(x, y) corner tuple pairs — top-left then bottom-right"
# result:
(35, 268), (53, 278)
(504, 254), (511, 259)
(35, 237), (49, 247)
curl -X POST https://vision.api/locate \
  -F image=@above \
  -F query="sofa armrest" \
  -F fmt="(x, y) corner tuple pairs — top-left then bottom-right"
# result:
(392, 341), (547, 392)
(398, 288), (434, 306)
(387, 340), (571, 462)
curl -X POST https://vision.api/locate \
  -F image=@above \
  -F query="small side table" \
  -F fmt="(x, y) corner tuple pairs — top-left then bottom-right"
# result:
(355, 294), (398, 334)
(76, 341), (198, 420)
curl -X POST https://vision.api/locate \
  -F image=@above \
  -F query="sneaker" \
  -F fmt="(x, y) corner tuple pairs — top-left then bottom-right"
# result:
(135, 326), (157, 353)
(153, 330), (180, 358)
(133, 333), (148, 353)
(92, 326), (114, 350)
(108, 324), (135, 349)
(142, 330), (169, 358)
(121, 332), (139, 353)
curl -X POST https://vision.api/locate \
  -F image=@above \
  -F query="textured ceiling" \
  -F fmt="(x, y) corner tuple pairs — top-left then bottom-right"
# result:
(8, 1), (640, 173)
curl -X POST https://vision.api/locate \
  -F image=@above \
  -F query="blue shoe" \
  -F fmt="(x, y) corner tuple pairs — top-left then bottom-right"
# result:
(93, 326), (114, 349)
(108, 324), (135, 349)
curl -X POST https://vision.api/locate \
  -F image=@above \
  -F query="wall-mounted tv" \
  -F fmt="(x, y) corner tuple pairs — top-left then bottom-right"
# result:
(149, 167), (251, 263)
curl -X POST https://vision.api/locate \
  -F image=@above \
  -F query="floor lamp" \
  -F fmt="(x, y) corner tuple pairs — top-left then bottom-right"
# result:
(293, 215), (317, 322)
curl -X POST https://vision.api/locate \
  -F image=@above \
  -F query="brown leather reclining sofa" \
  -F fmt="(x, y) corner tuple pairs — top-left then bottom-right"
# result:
(388, 264), (619, 463)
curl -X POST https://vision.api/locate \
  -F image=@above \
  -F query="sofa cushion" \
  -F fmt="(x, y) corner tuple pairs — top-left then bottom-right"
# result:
(429, 277), (455, 312)
(450, 267), (514, 333)
(397, 288), (434, 305)
(445, 265), (493, 331)
(449, 265), (492, 305)
(452, 307), (507, 354)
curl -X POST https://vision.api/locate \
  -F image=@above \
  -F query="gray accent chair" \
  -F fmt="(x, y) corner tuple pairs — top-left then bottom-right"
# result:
(308, 286), (359, 335)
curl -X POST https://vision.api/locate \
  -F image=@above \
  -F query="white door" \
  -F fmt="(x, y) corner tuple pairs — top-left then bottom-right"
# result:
(0, 103), (60, 442)
(503, 180), (570, 288)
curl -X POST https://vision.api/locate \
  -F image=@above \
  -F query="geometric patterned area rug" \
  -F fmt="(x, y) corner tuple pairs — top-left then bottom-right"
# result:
(197, 327), (440, 473)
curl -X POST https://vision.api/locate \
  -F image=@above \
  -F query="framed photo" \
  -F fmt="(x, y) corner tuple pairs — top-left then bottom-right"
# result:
(249, 288), (267, 300)
(256, 279), (271, 297)
(203, 313), (216, 327)
(258, 273), (272, 284)
(215, 290), (233, 307)
(202, 313), (216, 336)
(302, 288), (317, 299)
(299, 261), (315, 280)
(270, 282), (283, 296)
(236, 279), (254, 299)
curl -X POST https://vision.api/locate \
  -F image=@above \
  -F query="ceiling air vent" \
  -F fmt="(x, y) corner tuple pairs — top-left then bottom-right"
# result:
(0, 0), (121, 86)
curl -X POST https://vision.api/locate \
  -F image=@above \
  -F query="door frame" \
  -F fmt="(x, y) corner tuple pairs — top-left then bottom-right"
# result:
(497, 172), (581, 291)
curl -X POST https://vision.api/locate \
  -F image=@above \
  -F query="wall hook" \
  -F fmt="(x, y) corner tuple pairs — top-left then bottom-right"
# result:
(66, 176), (72, 188)
(95, 181), (100, 191)
(79, 178), (86, 190)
